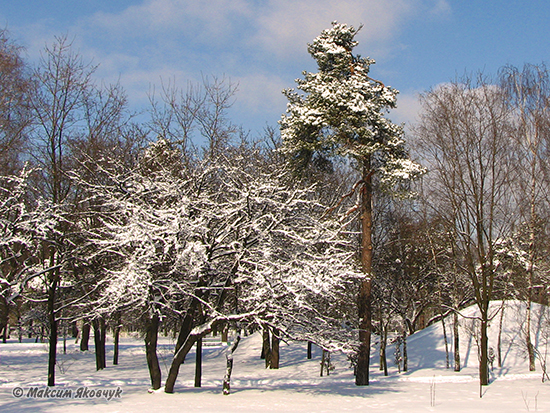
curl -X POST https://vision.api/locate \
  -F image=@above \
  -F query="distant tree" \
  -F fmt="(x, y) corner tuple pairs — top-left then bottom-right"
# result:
(414, 75), (515, 386)
(0, 29), (32, 174)
(500, 63), (550, 371)
(279, 21), (423, 385)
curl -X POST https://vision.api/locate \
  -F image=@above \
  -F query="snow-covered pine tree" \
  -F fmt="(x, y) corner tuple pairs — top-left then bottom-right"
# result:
(279, 21), (423, 386)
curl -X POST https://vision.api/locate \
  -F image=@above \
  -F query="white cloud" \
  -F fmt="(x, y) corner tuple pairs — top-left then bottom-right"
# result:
(392, 90), (422, 127)
(251, 0), (417, 60)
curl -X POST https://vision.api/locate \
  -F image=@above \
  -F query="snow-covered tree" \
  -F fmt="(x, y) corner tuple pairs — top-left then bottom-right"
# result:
(279, 21), (423, 385)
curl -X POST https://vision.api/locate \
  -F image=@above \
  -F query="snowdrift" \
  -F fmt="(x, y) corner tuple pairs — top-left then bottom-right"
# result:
(0, 300), (548, 412)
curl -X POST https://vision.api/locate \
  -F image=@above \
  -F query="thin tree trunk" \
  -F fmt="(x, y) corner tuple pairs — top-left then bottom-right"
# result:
(80, 323), (90, 351)
(497, 303), (505, 368)
(442, 312), (450, 369)
(145, 313), (161, 390)
(223, 332), (241, 395)
(380, 324), (388, 376)
(113, 325), (120, 365)
(47, 278), (58, 387)
(454, 310), (460, 372)
(307, 341), (312, 360)
(403, 332), (408, 372)
(270, 327), (280, 369)
(356, 158), (373, 386)
(194, 337), (202, 387)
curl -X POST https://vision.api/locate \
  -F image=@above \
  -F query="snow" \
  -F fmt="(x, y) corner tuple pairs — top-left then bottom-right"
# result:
(1, 301), (549, 412)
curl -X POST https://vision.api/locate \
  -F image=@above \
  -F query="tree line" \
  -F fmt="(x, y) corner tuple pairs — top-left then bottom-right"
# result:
(1, 23), (549, 392)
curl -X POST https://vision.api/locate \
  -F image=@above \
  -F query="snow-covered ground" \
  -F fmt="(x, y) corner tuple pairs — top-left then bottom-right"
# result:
(1, 301), (549, 412)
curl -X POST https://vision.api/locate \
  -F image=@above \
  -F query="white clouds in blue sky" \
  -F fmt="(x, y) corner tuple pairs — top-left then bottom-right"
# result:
(2, 0), (549, 134)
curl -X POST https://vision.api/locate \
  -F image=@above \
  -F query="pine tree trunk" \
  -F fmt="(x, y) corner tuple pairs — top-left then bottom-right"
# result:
(356, 158), (373, 386)
(80, 323), (90, 351)
(145, 314), (162, 390)
(307, 341), (312, 360)
(270, 327), (280, 369)
(194, 338), (202, 387)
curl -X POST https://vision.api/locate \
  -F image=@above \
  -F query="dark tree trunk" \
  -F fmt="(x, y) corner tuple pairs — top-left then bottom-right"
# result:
(80, 323), (90, 351)
(175, 310), (194, 355)
(71, 321), (78, 338)
(480, 316), (489, 385)
(223, 333), (241, 395)
(356, 159), (373, 386)
(262, 325), (271, 367)
(380, 324), (388, 376)
(93, 318), (106, 370)
(165, 334), (198, 393)
(270, 327), (279, 369)
(145, 313), (162, 390)
(113, 325), (121, 365)
(194, 337), (202, 388)
(307, 341), (312, 359)
(403, 332), (408, 372)
(47, 279), (58, 387)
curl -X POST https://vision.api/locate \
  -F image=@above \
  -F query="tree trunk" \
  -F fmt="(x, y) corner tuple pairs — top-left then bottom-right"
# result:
(165, 320), (221, 393)
(270, 327), (279, 369)
(379, 324), (388, 376)
(497, 303), (505, 368)
(93, 318), (106, 370)
(222, 333), (241, 395)
(145, 313), (161, 390)
(480, 315), (489, 385)
(47, 279), (58, 387)
(307, 341), (312, 360)
(262, 325), (271, 368)
(194, 337), (202, 388)
(403, 332), (408, 372)
(175, 309), (195, 355)
(453, 311), (460, 372)
(0, 297), (8, 343)
(80, 323), (90, 351)
(526, 288), (536, 371)
(113, 325), (120, 365)
(356, 158), (373, 386)
(441, 310), (450, 369)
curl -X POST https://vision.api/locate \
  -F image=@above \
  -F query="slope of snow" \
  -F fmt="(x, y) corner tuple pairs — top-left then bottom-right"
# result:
(1, 301), (549, 412)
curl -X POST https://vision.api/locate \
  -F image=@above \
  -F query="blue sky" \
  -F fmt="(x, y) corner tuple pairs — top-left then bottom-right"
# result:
(2, 0), (550, 137)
